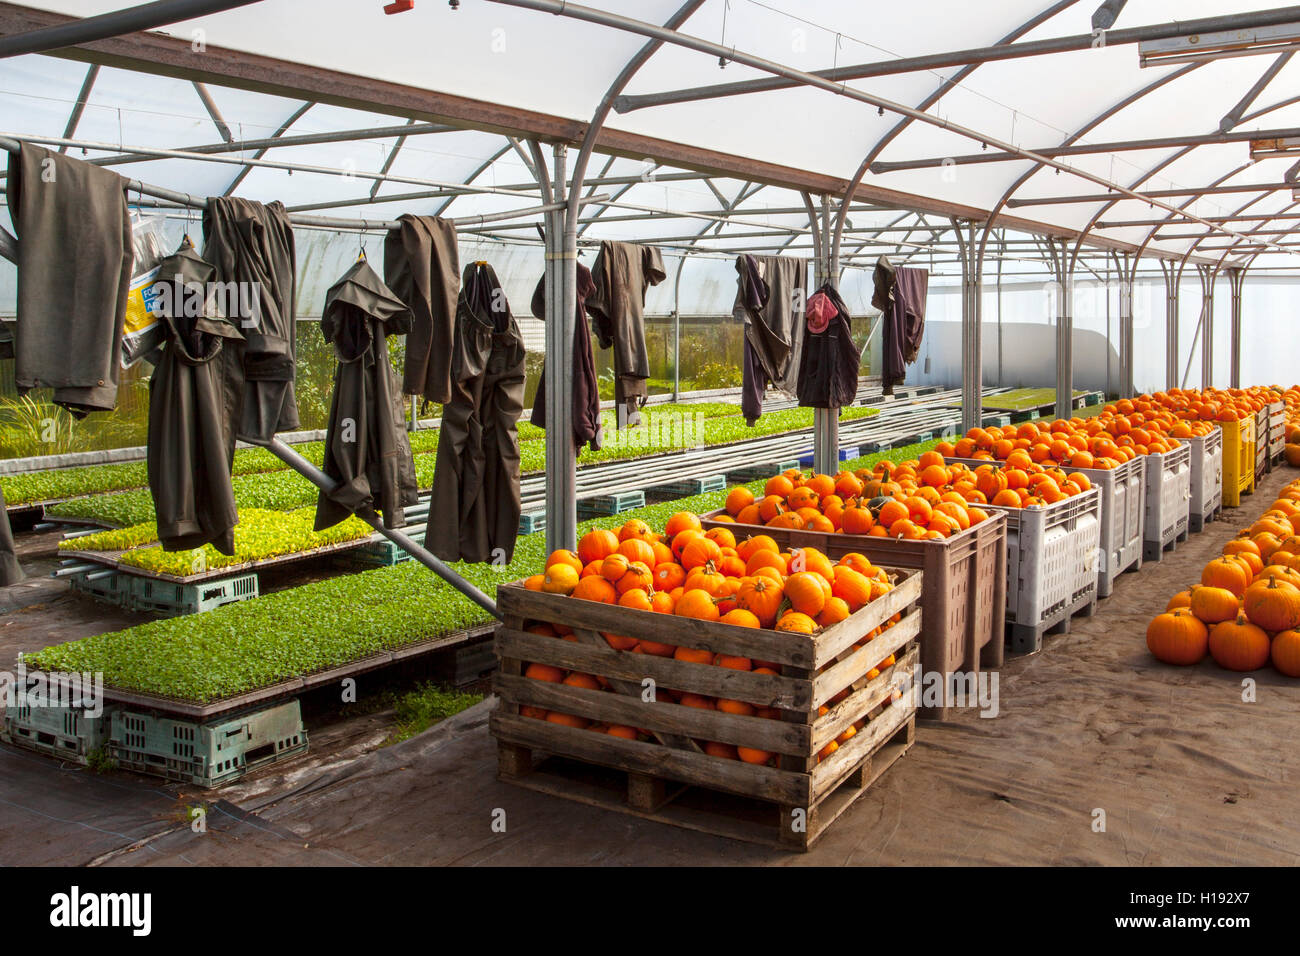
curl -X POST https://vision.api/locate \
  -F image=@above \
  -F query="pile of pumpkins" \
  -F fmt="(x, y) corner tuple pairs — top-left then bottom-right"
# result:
(718, 451), (1093, 542)
(1281, 386), (1300, 467)
(520, 511), (904, 764)
(1146, 477), (1300, 676)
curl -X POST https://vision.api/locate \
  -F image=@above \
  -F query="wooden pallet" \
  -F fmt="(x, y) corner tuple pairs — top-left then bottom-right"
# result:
(497, 712), (915, 850)
(491, 570), (922, 851)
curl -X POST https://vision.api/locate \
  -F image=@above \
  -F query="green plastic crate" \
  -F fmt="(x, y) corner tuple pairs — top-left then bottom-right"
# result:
(577, 491), (645, 518)
(725, 459), (801, 483)
(3, 700), (116, 763)
(109, 700), (308, 788)
(648, 475), (727, 499)
(129, 572), (259, 617)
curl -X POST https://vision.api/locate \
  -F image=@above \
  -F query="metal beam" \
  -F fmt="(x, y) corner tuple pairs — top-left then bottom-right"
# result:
(611, 5), (1300, 113)
(57, 64), (98, 153)
(1092, 0), (1128, 30)
(1220, 51), (1294, 132)
(1010, 181), (1300, 206)
(221, 99), (311, 196)
(1099, 213), (1300, 226)
(369, 118), (417, 201)
(491, 0), (1287, 258)
(0, 0), (264, 59)
(869, 126), (1300, 174)
(193, 81), (233, 142)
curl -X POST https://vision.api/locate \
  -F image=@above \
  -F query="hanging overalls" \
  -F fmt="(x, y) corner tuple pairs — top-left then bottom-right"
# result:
(146, 239), (245, 555)
(427, 262), (526, 564)
(314, 258), (419, 532)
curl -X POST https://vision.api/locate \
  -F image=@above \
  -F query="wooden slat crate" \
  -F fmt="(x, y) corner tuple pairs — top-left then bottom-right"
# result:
(491, 569), (922, 851)
(702, 507), (1004, 722)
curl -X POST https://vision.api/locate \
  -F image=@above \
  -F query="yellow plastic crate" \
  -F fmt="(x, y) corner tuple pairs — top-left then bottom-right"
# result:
(1221, 417), (1256, 508)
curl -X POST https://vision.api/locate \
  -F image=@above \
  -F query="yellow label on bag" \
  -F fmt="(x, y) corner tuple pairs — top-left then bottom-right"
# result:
(123, 265), (162, 338)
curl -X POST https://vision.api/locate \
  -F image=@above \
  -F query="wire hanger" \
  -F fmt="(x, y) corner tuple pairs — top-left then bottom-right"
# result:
(358, 220), (368, 261)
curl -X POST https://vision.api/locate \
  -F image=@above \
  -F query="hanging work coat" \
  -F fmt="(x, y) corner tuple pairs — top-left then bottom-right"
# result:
(146, 239), (245, 555)
(0, 487), (24, 587)
(733, 254), (808, 425)
(797, 283), (863, 409)
(202, 196), (299, 441)
(427, 263), (526, 564)
(6, 143), (133, 416)
(528, 263), (602, 453)
(586, 240), (666, 420)
(314, 259), (418, 532)
(384, 214), (460, 404)
(873, 257), (928, 394)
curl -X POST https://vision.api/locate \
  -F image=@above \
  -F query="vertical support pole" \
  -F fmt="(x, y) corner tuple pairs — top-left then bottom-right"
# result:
(1049, 238), (1074, 422)
(1116, 252), (1135, 399)
(1199, 263), (1215, 389)
(813, 194), (838, 476)
(672, 253), (686, 402)
(955, 219), (983, 432)
(996, 232), (1004, 388)
(544, 143), (577, 554)
(1163, 261), (1179, 391)
(1228, 266), (1245, 389)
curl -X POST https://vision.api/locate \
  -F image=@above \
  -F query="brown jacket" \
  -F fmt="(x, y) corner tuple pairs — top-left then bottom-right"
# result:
(6, 144), (132, 415)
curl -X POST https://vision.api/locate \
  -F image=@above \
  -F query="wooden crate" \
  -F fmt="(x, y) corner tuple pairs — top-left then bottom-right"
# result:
(702, 508), (1004, 722)
(491, 570), (922, 851)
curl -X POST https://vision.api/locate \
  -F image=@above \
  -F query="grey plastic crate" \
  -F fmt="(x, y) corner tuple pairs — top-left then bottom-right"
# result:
(1072, 456), (1145, 598)
(109, 700), (308, 788)
(1187, 428), (1224, 534)
(3, 700), (116, 763)
(982, 487), (1102, 654)
(1143, 444), (1192, 562)
(948, 456), (1140, 600)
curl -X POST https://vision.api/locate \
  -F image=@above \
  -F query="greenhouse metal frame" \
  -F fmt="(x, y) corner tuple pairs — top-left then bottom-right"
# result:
(4, 0), (1300, 569)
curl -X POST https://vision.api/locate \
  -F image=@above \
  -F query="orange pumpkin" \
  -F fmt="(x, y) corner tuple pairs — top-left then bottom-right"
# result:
(1243, 577), (1300, 633)
(1271, 628), (1300, 677)
(1208, 613), (1271, 671)
(736, 575), (784, 627)
(674, 589), (721, 622)
(784, 571), (827, 617)
(1188, 585), (1240, 625)
(576, 530), (619, 565)
(775, 611), (818, 634)
(1202, 556), (1251, 597)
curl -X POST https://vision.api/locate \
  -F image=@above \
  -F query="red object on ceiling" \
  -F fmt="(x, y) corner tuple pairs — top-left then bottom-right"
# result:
(383, 1), (414, 14)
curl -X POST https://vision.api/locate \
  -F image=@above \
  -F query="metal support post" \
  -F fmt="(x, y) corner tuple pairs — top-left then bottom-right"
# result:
(955, 219), (983, 431)
(1046, 239), (1074, 421)
(1228, 267), (1245, 388)
(544, 143), (578, 554)
(812, 194), (839, 475)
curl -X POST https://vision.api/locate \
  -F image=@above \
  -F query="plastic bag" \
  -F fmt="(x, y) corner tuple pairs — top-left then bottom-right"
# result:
(120, 211), (172, 368)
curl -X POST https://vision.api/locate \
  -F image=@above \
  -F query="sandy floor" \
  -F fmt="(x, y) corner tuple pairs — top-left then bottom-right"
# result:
(4, 466), (1299, 866)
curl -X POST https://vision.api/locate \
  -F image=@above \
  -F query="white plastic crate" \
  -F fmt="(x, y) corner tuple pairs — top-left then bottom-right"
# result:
(947, 456), (1136, 600)
(1143, 444), (1191, 562)
(1187, 427), (1223, 533)
(983, 487), (1101, 654)
(1071, 456), (1144, 599)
